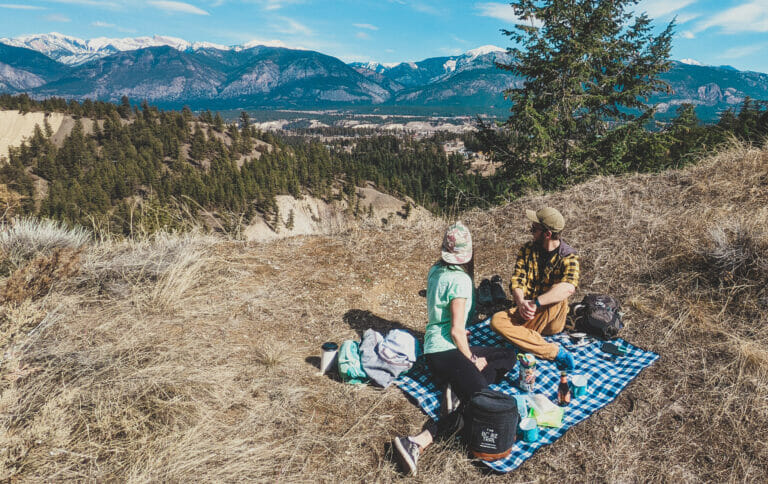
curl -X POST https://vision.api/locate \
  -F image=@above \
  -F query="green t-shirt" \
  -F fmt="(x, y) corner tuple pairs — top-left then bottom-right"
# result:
(423, 262), (475, 354)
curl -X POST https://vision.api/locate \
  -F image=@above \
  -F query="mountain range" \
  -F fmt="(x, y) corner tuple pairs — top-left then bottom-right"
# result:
(2, 32), (768, 120)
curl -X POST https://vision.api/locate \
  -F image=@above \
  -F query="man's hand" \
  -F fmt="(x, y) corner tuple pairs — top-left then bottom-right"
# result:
(474, 356), (488, 371)
(518, 299), (537, 320)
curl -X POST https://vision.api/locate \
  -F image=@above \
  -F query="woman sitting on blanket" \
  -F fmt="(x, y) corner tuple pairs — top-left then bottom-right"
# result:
(393, 221), (518, 476)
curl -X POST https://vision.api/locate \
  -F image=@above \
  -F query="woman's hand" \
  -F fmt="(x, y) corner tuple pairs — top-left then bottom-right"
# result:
(473, 356), (488, 371)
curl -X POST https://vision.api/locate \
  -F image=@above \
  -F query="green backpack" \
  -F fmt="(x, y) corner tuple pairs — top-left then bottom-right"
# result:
(337, 340), (369, 384)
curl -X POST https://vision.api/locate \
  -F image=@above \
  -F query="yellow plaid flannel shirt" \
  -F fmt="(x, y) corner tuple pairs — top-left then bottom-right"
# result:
(509, 241), (580, 299)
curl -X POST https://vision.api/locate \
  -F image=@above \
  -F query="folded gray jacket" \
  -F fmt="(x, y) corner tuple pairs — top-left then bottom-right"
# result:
(359, 328), (419, 387)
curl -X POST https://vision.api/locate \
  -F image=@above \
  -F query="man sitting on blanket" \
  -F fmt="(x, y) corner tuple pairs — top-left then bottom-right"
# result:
(491, 206), (577, 371)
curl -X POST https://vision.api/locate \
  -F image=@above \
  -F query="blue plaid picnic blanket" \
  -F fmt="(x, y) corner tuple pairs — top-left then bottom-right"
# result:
(394, 318), (659, 473)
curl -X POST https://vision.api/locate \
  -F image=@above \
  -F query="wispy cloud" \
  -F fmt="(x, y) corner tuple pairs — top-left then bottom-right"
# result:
(451, 35), (468, 44)
(720, 43), (768, 59)
(438, 46), (463, 55)
(695, 2), (768, 33)
(91, 20), (136, 32)
(675, 12), (701, 24)
(273, 16), (312, 36)
(148, 1), (210, 15)
(353, 23), (378, 31)
(208, 28), (293, 47)
(638, 0), (697, 18)
(46, 0), (122, 7)
(680, 30), (696, 39)
(0, 3), (45, 9)
(258, 0), (303, 11)
(45, 13), (71, 22)
(411, 2), (441, 16)
(355, 32), (370, 40)
(475, 2), (520, 23)
(387, 0), (441, 16)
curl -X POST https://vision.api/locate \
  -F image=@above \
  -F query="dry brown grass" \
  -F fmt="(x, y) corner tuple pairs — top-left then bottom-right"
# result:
(0, 217), (89, 265)
(1, 143), (768, 481)
(2, 248), (81, 304)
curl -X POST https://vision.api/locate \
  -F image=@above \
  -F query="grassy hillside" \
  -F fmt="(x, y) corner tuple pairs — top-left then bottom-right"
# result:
(1, 143), (766, 481)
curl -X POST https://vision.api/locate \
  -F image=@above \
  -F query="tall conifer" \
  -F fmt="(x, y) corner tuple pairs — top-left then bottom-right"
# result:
(497, 0), (674, 187)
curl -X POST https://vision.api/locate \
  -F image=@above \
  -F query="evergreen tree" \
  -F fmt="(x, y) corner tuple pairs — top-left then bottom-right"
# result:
(239, 111), (251, 130)
(496, 0), (674, 188)
(118, 96), (132, 119)
(44, 117), (53, 137)
(667, 104), (703, 163)
(273, 202), (280, 233)
(213, 112), (224, 132)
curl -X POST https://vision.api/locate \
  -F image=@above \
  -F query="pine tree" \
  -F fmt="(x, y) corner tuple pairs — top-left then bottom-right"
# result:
(273, 202), (281, 233)
(402, 201), (412, 219)
(239, 111), (251, 131)
(44, 117), (54, 137)
(496, 0), (674, 188)
(118, 96), (132, 119)
(213, 112), (224, 132)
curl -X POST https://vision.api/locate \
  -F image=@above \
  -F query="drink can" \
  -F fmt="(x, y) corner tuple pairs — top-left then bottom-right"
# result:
(517, 353), (537, 392)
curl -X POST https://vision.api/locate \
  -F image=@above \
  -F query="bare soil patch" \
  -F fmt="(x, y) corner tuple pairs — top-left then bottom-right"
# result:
(0, 110), (65, 161)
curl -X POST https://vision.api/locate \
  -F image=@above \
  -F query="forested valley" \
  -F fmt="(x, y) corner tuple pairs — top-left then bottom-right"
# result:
(1, 93), (767, 237)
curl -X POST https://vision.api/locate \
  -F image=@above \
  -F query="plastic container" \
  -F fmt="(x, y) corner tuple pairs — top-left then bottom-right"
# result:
(572, 374), (588, 397)
(519, 417), (539, 443)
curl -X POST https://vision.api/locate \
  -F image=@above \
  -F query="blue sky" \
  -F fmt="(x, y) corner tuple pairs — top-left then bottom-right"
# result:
(1, 0), (768, 72)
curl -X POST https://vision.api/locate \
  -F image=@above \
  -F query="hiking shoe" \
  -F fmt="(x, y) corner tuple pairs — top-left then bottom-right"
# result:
(441, 384), (461, 416)
(477, 278), (493, 305)
(394, 436), (420, 476)
(555, 346), (575, 372)
(490, 275), (507, 302)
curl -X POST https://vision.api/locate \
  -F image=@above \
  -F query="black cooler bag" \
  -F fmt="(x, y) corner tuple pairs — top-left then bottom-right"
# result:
(463, 389), (519, 461)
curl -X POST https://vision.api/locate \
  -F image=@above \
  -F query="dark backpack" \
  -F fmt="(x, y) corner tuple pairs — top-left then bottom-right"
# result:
(463, 389), (519, 461)
(571, 294), (623, 339)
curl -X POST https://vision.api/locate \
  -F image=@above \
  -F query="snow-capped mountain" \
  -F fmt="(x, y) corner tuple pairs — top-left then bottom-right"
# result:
(351, 61), (400, 74)
(0, 32), (230, 65)
(2, 33), (768, 120)
(351, 45), (511, 90)
(464, 45), (506, 61)
(23, 44), (395, 106)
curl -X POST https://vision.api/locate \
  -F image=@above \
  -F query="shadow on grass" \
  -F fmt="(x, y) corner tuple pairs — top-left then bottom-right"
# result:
(343, 309), (425, 341)
(304, 355), (344, 382)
